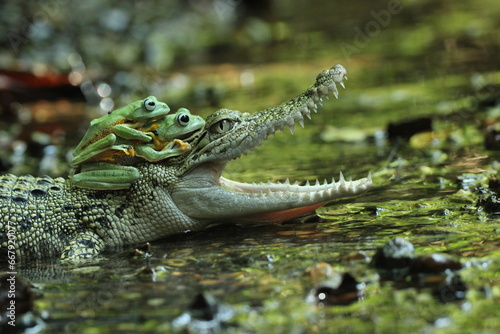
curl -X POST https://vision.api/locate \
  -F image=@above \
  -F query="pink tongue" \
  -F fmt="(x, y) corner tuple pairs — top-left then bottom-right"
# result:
(238, 202), (328, 223)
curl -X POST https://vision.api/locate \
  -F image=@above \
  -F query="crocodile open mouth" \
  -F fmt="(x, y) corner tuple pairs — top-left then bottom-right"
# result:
(174, 65), (372, 223)
(217, 173), (371, 222)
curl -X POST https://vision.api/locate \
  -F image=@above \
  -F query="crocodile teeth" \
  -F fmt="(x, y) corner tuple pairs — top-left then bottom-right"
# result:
(294, 114), (305, 128)
(219, 171), (371, 199)
(304, 109), (312, 120)
(307, 100), (316, 110)
(298, 118), (305, 128)
(318, 86), (329, 95)
(339, 171), (345, 185)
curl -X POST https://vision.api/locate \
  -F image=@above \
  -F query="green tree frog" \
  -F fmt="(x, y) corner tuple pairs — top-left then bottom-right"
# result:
(71, 96), (171, 166)
(70, 108), (205, 190)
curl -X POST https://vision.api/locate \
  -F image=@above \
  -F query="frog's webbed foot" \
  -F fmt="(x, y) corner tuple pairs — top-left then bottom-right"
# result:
(135, 139), (191, 162)
(70, 162), (141, 190)
(60, 231), (105, 263)
(165, 139), (191, 152)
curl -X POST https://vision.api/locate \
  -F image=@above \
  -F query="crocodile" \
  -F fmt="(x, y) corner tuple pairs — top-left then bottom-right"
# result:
(0, 64), (371, 263)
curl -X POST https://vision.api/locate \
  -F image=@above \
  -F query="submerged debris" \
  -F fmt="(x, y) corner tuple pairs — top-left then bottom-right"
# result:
(172, 292), (234, 333)
(304, 238), (467, 308)
(371, 237), (415, 280)
(485, 121), (500, 150)
(371, 238), (467, 303)
(410, 254), (463, 275)
(129, 242), (153, 258)
(432, 274), (468, 303)
(478, 194), (500, 215)
(306, 271), (364, 307)
(387, 117), (433, 140)
(305, 262), (335, 282)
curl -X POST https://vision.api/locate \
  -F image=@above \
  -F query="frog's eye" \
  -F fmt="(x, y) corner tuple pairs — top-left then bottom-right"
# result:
(210, 119), (234, 134)
(176, 113), (190, 127)
(142, 98), (156, 112)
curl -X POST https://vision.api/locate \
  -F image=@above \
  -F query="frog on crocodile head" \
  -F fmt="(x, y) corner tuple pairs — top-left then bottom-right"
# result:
(70, 108), (205, 190)
(71, 96), (171, 167)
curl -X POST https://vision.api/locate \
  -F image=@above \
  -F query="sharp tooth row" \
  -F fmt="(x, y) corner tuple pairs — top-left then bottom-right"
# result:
(252, 173), (371, 201)
(239, 65), (347, 164)
(251, 172), (371, 195)
(287, 65), (347, 132)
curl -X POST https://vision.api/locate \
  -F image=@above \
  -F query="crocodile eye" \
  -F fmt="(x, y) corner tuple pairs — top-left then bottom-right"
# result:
(176, 113), (190, 127)
(143, 98), (156, 112)
(210, 119), (234, 134)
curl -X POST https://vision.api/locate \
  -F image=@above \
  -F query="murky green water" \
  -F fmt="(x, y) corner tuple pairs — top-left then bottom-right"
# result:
(2, 0), (500, 332)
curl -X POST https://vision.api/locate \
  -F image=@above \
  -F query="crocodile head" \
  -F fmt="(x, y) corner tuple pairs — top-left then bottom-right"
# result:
(169, 65), (371, 224)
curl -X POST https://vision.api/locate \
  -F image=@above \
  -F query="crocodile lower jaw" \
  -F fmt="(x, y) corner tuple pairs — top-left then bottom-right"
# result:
(173, 161), (371, 224)
(218, 173), (372, 223)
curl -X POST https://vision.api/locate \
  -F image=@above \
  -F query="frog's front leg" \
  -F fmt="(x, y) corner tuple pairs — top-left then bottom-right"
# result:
(60, 230), (106, 263)
(135, 139), (191, 162)
(70, 162), (141, 190)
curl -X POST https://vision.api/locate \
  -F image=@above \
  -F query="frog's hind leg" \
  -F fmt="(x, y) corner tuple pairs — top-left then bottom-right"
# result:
(70, 162), (141, 190)
(71, 133), (118, 166)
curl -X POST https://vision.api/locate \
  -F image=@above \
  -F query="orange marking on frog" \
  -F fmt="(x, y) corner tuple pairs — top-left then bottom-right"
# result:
(91, 146), (136, 163)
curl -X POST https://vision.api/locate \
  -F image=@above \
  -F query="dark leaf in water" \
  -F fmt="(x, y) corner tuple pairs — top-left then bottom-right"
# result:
(371, 238), (415, 280)
(387, 117), (432, 140)
(189, 292), (219, 321)
(433, 274), (467, 303)
(308, 272), (363, 306)
(410, 254), (462, 276)
(477, 195), (500, 215)
(172, 292), (234, 332)
(485, 121), (500, 150)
